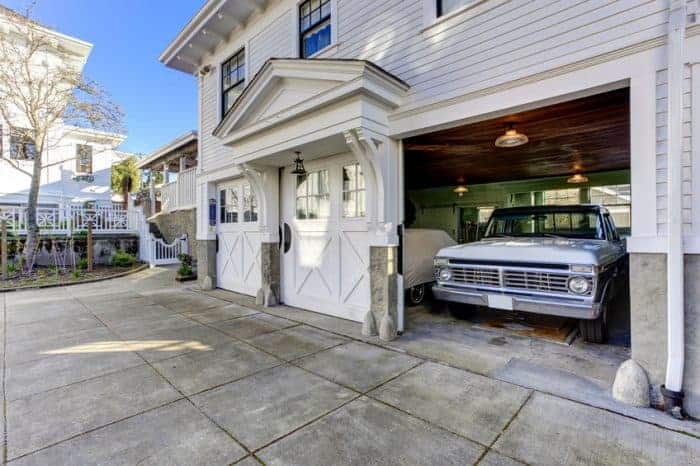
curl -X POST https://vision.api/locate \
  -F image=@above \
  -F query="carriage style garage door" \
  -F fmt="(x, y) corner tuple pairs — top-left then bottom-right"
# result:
(280, 154), (370, 322)
(216, 178), (262, 296)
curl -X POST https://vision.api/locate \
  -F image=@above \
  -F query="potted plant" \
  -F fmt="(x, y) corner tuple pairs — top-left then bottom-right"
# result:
(176, 253), (196, 282)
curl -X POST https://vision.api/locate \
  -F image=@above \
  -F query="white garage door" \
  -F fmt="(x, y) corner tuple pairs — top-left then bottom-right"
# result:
(216, 179), (262, 296)
(281, 154), (370, 322)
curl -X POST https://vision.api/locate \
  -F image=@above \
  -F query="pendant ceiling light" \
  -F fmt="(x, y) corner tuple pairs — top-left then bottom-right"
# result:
(567, 173), (589, 184)
(495, 124), (529, 148)
(291, 151), (307, 175)
(453, 177), (469, 197)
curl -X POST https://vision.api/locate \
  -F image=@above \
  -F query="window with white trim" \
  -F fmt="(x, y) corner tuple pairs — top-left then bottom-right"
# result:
(243, 184), (258, 222)
(219, 187), (239, 223)
(342, 163), (365, 218)
(221, 48), (245, 117)
(76, 144), (93, 174)
(299, 0), (331, 58)
(9, 127), (37, 160)
(296, 170), (330, 219)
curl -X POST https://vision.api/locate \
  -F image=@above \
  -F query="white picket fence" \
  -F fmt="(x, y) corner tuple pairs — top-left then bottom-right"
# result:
(157, 167), (196, 215)
(143, 234), (188, 266)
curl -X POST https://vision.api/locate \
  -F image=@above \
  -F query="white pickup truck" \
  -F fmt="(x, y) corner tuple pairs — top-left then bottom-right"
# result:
(432, 205), (627, 343)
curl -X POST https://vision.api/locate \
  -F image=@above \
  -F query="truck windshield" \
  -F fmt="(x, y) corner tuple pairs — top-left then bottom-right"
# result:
(484, 210), (605, 240)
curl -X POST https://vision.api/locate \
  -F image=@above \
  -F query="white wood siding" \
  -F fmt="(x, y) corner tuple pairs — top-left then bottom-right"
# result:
(197, 0), (685, 236)
(656, 66), (693, 236)
(249, 10), (295, 75)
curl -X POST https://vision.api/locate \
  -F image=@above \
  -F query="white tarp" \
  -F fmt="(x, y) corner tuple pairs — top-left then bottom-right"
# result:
(404, 228), (457, 289)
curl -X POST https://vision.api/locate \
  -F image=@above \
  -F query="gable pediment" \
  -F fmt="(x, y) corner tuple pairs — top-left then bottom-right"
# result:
(213, 59), (409, 142)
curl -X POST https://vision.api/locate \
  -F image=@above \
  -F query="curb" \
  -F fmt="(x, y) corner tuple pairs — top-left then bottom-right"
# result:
(0, 263), (149, 293)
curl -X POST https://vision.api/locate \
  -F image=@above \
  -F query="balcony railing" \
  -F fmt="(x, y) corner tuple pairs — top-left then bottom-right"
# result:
(0, 205), (140, 235)
(157, 167), (196, 215)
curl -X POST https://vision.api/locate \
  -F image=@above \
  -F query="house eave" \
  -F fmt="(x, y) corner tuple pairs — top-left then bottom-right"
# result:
(137, 130), (198, 169)
(160, 0), (268, 74)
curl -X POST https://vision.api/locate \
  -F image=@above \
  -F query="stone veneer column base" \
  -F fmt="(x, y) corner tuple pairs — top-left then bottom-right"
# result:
(256, 242), (280, 307)
(368, 245), (399, 341)
(629, 253), (700, 417)
(197, 239), (217, 291)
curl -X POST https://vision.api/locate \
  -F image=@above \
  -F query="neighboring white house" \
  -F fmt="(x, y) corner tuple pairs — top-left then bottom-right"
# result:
(163, 0), (700, 416)
(0, 7), (130, 210)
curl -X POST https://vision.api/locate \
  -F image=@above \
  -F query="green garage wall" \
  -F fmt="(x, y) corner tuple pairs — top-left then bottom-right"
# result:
(407, 170), (630, 240)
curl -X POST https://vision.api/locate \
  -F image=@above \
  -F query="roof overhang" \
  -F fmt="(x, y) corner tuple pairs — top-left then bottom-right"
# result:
(213, 59), (409, 149)
(160, 0), (269, 74)
(63, 126), (126, 145)
(138, 130), (198, 169)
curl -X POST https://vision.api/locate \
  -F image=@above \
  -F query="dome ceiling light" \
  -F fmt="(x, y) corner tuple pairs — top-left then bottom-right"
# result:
(453, 177), (469, 197)
(495, 124), (529, 148)
(567, 173), (589, 184)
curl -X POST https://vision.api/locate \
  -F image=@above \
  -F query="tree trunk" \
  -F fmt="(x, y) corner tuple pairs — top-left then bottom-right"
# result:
(23, 144), (44, 274)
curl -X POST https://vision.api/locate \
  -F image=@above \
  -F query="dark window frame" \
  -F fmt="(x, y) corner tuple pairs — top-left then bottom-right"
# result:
(9, 127), (37, 160)
(75, 144), (93, 174)
(221, 48), (246, 118)
(299, 0), (332, 58)
(436, 0), (474, 18)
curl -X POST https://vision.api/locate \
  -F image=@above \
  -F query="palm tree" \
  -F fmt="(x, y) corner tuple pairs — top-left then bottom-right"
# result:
(111, 156), (141, 206)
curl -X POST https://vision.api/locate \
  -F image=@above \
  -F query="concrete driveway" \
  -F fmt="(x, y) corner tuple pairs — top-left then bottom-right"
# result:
(1, 268), (699, 465)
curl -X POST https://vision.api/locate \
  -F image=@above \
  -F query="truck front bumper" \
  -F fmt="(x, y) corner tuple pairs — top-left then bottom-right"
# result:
(432, 285), (601, 320)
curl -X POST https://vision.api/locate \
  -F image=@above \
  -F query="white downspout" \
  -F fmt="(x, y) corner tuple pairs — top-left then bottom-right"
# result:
(663, 0), (686, 417)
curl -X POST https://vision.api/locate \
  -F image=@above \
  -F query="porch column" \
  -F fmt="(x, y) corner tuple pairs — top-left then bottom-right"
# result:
(240, 164), (280, 307)
(149, 169), (156, 215)
(345, 128), (401, 341)
(179, 155), (187, 172)
(162, 162), (169, 184)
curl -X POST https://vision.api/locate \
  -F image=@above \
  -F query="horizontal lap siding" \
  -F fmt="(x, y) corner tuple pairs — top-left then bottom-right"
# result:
(656, 67), (693, 236)
(249, 10), (295, 75)
(333, 0), (668, 110)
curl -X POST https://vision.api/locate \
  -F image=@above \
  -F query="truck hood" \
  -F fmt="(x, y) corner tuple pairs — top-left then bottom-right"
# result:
(436, 237), (619, 266)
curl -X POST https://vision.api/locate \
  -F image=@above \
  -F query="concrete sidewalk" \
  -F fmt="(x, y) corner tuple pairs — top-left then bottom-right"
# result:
(1, 267), (698, 465)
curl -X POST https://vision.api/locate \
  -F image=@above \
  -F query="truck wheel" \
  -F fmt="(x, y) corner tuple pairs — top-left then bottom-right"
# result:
(408, 284), (426, 305)
(448, 302), (473, 320)
(579, 302), (608, 344)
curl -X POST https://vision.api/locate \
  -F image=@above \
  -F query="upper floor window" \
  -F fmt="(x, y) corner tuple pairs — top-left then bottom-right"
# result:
(300, 0), (331, 58)
(76, 144), (93, 174)
(10, 127), (37, 160)
(222, 48), (245, 117)
(437, 0), (477, 17)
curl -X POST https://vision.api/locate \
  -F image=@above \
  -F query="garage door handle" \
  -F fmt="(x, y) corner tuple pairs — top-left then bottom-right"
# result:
(283, 223), (292, 254)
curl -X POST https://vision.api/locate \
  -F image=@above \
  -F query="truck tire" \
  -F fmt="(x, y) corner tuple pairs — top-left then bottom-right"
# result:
(579, 301), (608, 344)
(408, 284), (426, 305)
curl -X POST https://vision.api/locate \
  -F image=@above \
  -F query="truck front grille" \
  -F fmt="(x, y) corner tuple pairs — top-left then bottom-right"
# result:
(503, 270), (583, 294)
(437, 264), (594, 297)
(447, 266), (500, 287)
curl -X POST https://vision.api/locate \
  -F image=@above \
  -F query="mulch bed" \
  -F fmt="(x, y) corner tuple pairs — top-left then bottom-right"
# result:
(0, 264), (147, 291)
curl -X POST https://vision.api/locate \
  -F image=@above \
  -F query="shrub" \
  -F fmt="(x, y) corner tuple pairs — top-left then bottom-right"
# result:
(72, 270), (81, 279)
(112, 250), (136, 268)
(177, 253), (193, 267)
(7, 262), (17, 275)
(77, 258), (89, 270)
(177, 264), (193, 277)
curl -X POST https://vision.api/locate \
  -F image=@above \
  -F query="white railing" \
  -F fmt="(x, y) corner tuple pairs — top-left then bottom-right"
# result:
(141, 233), (188, 266)
(177, 167), (197, 208)
(160, 182), (177, 214)
(0, 205), (138, 235)
(155, 168), (197, 215)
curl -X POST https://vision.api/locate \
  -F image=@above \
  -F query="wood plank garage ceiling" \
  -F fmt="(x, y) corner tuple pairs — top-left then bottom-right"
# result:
(403, 88), (630, 190)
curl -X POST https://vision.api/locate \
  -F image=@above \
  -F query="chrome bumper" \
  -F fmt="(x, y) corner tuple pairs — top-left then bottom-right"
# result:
(432, 285), (601, 320)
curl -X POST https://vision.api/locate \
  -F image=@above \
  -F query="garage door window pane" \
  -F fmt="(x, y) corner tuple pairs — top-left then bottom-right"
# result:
(220, 188), (239, 223)
(243, 184), (258, 222)
(296, 170), (329, 220)
(342, 163), (366, 218)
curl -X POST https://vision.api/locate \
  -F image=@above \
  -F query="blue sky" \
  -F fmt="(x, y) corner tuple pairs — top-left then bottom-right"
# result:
(3, 0), (202, 155)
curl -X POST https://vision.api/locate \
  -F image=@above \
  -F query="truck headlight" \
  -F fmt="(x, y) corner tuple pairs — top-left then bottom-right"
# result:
(567, 276), (590, 294)
(438, 268), (452, 282)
